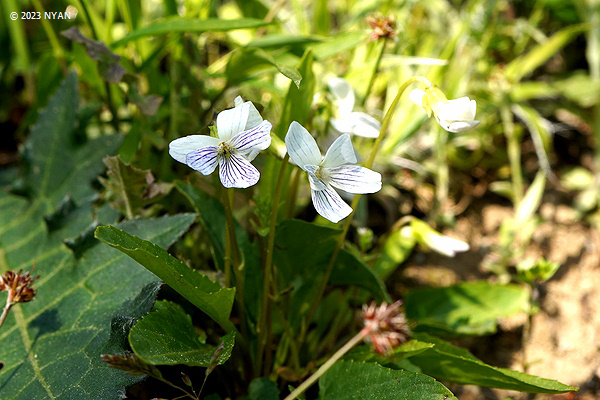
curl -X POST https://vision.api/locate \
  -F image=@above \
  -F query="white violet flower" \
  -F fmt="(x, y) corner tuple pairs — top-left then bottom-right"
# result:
(410, 88), (479, 133)
(328, 77), (381, 138)
(285, 121), (382, 223)
(169, 96), (272, 188)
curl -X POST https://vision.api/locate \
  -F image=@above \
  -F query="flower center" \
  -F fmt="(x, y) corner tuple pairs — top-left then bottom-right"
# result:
(315, 166), (329, 181)
(217, 142), (231, 157)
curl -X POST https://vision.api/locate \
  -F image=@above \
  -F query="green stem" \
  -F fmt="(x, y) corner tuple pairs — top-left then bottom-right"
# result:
(361, 38), (387, 107)
(434, 125), (449, 219)
(299, 76), (433, 345)
(222, 188), (246, 340)
(285, 167), (301, 219)
(256, 154), (290, 375)
(501, 104), (523, 206)
(0, 300), (13, 330)
(284, 328), (369, 400)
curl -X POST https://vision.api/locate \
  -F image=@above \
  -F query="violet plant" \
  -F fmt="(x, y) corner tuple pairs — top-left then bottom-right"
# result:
(0, 2), (586, 399)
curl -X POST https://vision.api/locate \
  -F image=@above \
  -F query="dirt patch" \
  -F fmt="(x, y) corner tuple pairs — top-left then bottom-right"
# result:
(394, 194), (600, 399)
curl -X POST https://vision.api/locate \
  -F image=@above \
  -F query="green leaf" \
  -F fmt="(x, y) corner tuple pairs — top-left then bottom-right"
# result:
(226, 47), (302, 87)
(129, 301), (235, 366)
(0, 74), (191, 399)
(248, 377), (279, 400)
(247, 34), (324, 49)
(319, 360), (457, 399)
(560, 166), (595, 191)
(23, 71), (122, 208)
(404, 282), (529, 335)
(409, 333), (577, 393)
(512, 106), (553, 180)
(274, 49), (315, 139)
(515, 171), (546, 225)
(0, 199), (195, 399)
(111, 17), (271, 47)
(310, 31), (366, 60)
(274, 220), (390, 303)
(94, 224), (236, 332)
(553, 71), (600, 107)
(373, 229), (416, 280)
(345, 341), (435, 363)
(504, 24), (587, 82)
(102, 281), (163, 355)
(99, 155), (172, 218)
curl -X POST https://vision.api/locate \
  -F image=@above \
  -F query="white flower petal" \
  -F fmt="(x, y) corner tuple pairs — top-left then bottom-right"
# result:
(348, 112), (381, 138)
(228, 120), (272, 154)
(329, 118), (355, 135)
(218, 152), (260, 188)
(304, 164), (327, 191)
(409, 89), (426, 107)
(323, 133), (357, 168)
(437, 97), (476, 121)
(438, 119), (480, 133)
(311, 184), (353, 223)
(327, 165), (382, 194)
(424, 233), (470, 257)
(285, 121), (322, 169)
(169, 135), (220, 164)
(433, 97), (479, 133)
(233, 96), (263, 129)
(185, 146), (219, 175)
(328, 77), (355, 115)
(216, 101), (250, 141)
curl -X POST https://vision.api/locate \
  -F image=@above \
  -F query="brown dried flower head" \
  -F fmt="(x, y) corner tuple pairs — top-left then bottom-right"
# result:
(1, 270), (39, 303)
(362, 301), (410, 355)
(366, 15), (397, 41)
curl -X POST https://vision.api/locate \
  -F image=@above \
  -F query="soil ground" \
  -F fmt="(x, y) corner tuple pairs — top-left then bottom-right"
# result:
(392, 191), (600, 400)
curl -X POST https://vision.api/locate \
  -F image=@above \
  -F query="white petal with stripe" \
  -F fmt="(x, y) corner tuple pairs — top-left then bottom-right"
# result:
(185, 146), (219, 175)
(327, 165), (382, 194)
(311, 184), (353, 223)
(218, 152), (260, 188)
(216, 101), (250, 141)
(169, 135), (220, 164)
(322, 133), (357, 168)
(285, 121), (322, 169)
(228, 120), (272, 153)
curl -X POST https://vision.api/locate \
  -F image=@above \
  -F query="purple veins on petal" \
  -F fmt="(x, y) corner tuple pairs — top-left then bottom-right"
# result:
(311, 184), (352, 223)
(218, 152), (260, 188)
(327, 165), (382, 194)
(186, 146), (219, 175)
(228, 120), (272, 153)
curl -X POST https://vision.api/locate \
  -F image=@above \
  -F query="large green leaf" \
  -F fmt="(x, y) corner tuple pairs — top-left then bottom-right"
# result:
(318, 360), (457, 399)
(22, 71), (122, 209)
(404, 282), (529, 335)
(94, 225), (236, 332)
(111, 18), (270, 47)
(129, 301), (235, 366)
(409, 333), (577, 394)
(0, 73), (196, 399)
